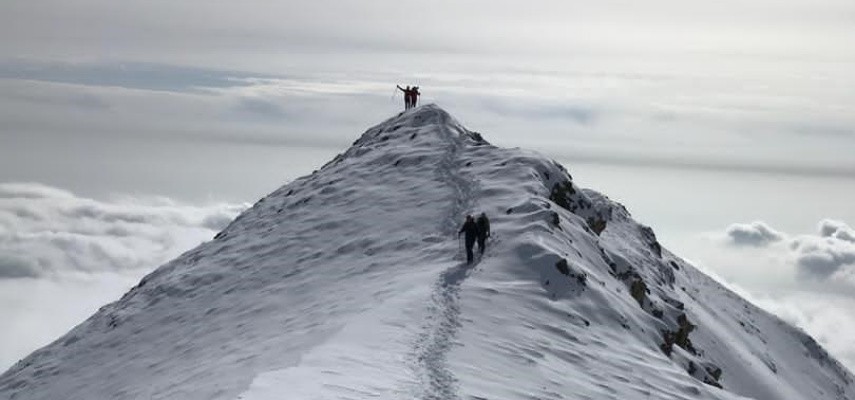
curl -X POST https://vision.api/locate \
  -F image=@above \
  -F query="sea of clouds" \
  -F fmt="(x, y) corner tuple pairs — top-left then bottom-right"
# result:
(694, 219), (855, 372)
(0, 182), (247, 370)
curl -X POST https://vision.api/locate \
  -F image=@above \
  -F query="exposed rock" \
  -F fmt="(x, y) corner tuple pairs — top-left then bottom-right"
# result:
(555, 259), (587, 287)
(630, 278), (647, 307)
(639, 225), (662, 258)
(662, 313), (697, 357)
(549, 180), (576, 211)
(587, 217), (607, 236)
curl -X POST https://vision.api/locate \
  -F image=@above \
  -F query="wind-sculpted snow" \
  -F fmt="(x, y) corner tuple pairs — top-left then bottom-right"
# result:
(2, 105), (853, 400)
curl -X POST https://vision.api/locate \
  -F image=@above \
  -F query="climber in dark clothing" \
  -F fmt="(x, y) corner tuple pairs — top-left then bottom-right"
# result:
(410, 86), (420, 108)
(458, 215), (479, 264)
(396, 85), (411, 109)
(476, 212), (491, 255)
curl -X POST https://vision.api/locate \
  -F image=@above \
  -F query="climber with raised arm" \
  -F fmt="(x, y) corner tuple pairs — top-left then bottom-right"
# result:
(397, 85), (413, 109)
(458, 215), (479, 264)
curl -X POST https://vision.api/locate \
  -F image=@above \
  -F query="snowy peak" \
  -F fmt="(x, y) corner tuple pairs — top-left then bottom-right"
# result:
(1, 105), (853, 400)
(335, 104), (488, 166)
(358, 104), (475, 142)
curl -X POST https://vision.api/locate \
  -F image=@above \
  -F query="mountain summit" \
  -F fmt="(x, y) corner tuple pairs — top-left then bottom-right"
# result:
(2, 105), (852, 400)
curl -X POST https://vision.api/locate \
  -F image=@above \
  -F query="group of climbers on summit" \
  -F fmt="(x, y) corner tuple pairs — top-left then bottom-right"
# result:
(458, 213), (491, 264)
(397, 85), (421, 110)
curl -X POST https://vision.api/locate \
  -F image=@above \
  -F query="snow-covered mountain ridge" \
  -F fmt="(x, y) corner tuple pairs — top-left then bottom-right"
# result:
(1, 104), (852, 400)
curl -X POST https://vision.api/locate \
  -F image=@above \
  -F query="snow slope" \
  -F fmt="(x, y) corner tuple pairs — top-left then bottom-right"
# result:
(1, 105), (853, 400)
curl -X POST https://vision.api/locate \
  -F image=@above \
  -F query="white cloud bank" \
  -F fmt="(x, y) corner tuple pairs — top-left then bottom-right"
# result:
(725, 221), (785, 247)
(0, 182), (247, 371)
(792, 220), (855, 283)
(723, 219), (855, 286)
(0, 182), (247, 278)
(698, 219), (855, 372)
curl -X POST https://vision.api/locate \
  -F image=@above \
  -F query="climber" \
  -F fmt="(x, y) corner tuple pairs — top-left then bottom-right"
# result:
(396, 85), (413, 109)
(458, 215), (479, 264)
(410, 86), (420, 108)
(476, 212), (491, 255)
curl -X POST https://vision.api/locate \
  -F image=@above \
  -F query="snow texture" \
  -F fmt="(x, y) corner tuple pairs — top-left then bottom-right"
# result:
(1, 105), (853, 400)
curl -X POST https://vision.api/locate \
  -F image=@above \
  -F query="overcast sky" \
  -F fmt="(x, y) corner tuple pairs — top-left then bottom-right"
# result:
(2, 0), (854, 374)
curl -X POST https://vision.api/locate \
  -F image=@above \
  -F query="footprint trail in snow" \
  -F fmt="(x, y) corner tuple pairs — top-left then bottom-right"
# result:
(411, 108), (479, 400)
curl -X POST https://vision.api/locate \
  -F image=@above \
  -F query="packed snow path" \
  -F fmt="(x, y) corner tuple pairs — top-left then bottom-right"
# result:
(411, 107), (480, 400)
(2, 105), (854, 400)
(434, 107), (478, 237)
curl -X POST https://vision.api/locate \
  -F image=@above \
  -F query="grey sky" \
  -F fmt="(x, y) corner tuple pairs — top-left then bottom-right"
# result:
(1, 0), (855, 374)
(3, 0), (854, 58)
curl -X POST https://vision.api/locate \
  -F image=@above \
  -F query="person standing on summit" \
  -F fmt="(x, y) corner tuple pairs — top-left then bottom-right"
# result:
(410, 86), (420, 108)
(396, 85), (411, 109)
(458, 215), (479, 264)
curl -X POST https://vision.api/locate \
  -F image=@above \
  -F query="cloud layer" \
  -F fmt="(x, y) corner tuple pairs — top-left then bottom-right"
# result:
(3, 61), (854, 208)
(703, 219), (855, 371)
(791, 221), (855, 284)
(725, 221), (785, 247)
(0, 183), (247, 279)
(722, 219), (855, 286)
(0, 182), (247, 370)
